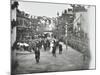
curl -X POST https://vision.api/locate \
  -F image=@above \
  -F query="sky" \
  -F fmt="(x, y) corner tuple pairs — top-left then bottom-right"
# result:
(18, 1), (72, 18)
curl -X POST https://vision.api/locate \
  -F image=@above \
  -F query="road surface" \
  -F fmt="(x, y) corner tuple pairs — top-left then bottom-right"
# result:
(15, 45), (84, 74)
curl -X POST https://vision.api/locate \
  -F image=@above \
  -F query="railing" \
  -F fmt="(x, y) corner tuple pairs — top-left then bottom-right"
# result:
(67, 34), (90, 57)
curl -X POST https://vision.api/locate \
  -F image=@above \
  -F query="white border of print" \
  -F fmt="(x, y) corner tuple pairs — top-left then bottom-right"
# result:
(0, 0), (99, 75)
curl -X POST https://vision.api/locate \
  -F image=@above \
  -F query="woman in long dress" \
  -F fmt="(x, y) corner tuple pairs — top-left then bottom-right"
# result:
(49, 40), (54, 52)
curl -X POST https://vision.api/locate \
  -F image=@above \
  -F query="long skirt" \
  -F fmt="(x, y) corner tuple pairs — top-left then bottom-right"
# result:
(50, 46), (53, 52)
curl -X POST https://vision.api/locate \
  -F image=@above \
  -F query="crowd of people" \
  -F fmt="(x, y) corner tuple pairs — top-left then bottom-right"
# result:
(32, 37), (63, 63)
(12, 34), (65, 64)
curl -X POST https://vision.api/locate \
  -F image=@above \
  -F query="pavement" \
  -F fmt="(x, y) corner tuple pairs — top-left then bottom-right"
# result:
(15, 44), (84, 74)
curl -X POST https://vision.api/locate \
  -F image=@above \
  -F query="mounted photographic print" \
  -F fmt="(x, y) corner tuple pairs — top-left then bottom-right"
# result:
(11, 0), (96, 75)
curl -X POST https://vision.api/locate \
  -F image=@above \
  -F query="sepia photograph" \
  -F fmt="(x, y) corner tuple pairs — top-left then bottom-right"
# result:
(11, 0), (96, 75)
